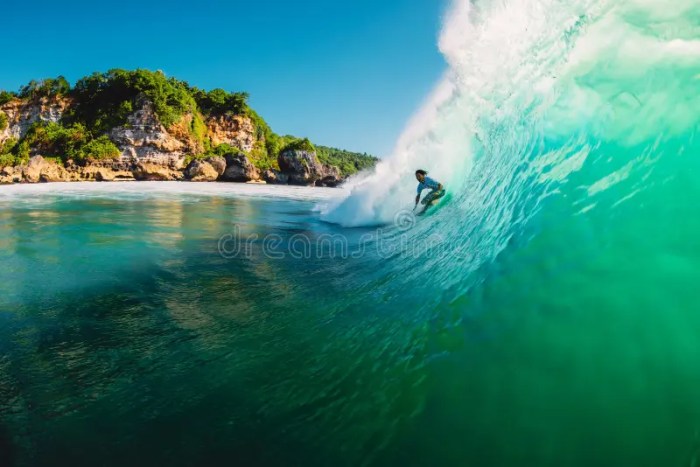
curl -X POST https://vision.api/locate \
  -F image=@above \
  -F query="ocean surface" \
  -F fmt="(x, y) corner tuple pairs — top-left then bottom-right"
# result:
(2, 0), (700, 465)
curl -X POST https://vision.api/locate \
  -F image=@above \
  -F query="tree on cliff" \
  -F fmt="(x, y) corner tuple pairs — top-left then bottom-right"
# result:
(192, 88), (250, 116)
(69, 69), (200, 131)
(0, 69), (378, 177)
(19, 77), (70, 100)
(0, 91), (16, 106)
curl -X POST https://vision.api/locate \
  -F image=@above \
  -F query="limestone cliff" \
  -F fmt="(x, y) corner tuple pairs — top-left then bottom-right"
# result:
(109, 100), (194, 169)
(0, 97), (354, 186)
(0, 96), (71, 144)
(0, 69), (377, 186)
(206, 114), (256, 152)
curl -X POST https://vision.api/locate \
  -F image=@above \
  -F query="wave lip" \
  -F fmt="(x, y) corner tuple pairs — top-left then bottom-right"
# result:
(321, 0), (700, 230)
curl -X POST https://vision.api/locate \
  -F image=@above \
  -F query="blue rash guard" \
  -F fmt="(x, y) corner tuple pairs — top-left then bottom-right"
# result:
(417, 176), (445, 207)
(417, 176), (441, 194)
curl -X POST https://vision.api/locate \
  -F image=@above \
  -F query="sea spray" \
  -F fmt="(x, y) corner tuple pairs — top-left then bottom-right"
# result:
(321, 0), (699, 232)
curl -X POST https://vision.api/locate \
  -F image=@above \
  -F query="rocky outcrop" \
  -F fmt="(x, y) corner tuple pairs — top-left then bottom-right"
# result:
(0, 93), (367, 187)
(0, 155), (349, 186)
(132, 162), (184, 181)
(184, 159), (219, 182)
(205, 156), (226, 177)
(262, 169), (289, 185)
(0, 166), (21, 184)
(221, 152), (259, 182)
(18, 156), (70, 183)
(79, 166), (135, 182)
(277, 149), (327, 186)
(21, 156), (46, 183)
(206, 115), (256, 152)
(39, 162), (70, 183)
(110, 100), (196, 169)
(315, 165), (343, 187)
(0, 96), (71, 144)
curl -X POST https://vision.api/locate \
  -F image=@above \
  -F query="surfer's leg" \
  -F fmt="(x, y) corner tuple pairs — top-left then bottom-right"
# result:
(430, 189), (445, 205)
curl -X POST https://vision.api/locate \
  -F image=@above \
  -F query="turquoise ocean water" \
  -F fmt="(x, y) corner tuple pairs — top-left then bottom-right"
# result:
(2, 0), (700, 465)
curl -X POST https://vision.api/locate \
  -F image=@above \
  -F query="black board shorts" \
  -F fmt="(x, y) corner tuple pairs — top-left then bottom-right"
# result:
(421, 188), (446, 205)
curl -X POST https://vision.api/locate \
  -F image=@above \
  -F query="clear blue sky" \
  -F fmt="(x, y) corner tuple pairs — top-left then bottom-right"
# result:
(1, 0), (448, 157)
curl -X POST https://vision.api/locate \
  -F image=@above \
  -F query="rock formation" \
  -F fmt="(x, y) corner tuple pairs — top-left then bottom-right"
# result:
(262, 169), (289, 185)
(277, 149), (325, 185)
(184, 159), (219, 182)
(0, 71), (377, 186)
(0, 96), (70, 145)
(132, 162), (184, 181)
(277, 148), (343, 187)
(221, 152), (260, 182)
(206, 115), (256, 152)
(109, 100), (192, 168)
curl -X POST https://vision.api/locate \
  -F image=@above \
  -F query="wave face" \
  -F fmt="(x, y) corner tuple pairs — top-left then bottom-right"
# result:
(321, 0), (700, 343)
(1, 2), (699, 466)
(315, 1), (700, 463)
(322, 0), (700, 230)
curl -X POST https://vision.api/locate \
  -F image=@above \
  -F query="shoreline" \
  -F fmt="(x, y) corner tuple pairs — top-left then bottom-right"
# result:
(0, 155), (353, 188)
(0, 180), (345, 203)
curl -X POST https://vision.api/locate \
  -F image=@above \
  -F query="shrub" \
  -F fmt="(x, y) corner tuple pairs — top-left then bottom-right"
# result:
(1, 137), (17, 154)
(80, 136), (121, 161)
(209, 143), (238, 157)
(69, 69), (199, 132)
(193, 88), (249, 116)
(18, 76), (70, 100)
(0, 91), (15, 106)
(281, 138), (316, 154)
(15, 140), (30, 165)
(0, 111), (7, 131)
(18, 122), (120, 164)
(0, 138), (19, 167)
(247, 109), (286, 157)
(316, 146), (378, 177)
(190, 112), (209, 150)
(248, 140), (279, 171)
(22, 122), (88, 161)
(0, 153), (16, 167)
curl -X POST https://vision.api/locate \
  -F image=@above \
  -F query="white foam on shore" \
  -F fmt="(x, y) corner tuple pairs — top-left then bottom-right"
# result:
(0, 181), (345, 203)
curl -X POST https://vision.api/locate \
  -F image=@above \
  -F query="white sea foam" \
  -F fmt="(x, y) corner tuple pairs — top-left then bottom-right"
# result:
(321, 0), (700, 227)
(0, 181), (343, 203)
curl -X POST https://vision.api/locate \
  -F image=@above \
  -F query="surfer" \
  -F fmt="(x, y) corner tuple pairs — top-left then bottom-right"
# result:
(414, 170), (445, 213)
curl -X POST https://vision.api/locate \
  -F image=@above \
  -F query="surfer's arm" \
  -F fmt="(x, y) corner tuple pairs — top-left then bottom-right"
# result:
(415, 194), (420, 205)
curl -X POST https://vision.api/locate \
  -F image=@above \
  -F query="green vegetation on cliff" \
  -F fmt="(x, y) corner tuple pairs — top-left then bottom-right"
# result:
(0, 138), (18, 167)
(317, 146), (378, 176)
(0, 91), (15, 106)
(281, 137), (316, 154)
(191, 88), (249, 117)
(19, 77), (71, 100)
(69, 69), (199, 131)
(0, 69), (377, 175)
(19, 122), (120, 164)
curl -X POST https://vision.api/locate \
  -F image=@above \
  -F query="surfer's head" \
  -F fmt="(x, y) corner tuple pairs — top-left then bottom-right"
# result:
(415, 170), (427, 182)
